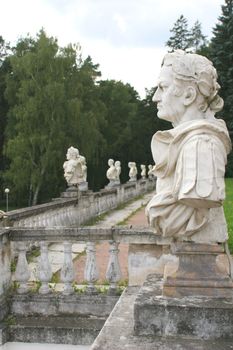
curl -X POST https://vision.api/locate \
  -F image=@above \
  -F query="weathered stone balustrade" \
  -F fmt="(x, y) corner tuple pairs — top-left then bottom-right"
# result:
(2, 179), (155, 228)
(5, 226), (159, 294)
(0, 225), (164, 345)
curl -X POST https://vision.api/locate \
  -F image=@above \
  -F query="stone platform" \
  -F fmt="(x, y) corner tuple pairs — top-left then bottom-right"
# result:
(91, 287), (233, 350)
(134, 274), (233, 340)
(163, 242), (233, 298)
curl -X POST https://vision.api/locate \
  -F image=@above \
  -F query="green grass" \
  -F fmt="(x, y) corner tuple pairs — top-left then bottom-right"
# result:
(225, 178), (233, 253)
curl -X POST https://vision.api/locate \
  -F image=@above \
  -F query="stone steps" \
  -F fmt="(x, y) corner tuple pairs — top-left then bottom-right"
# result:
(7, 315), (105, 345)
(91, 287), (233, 350)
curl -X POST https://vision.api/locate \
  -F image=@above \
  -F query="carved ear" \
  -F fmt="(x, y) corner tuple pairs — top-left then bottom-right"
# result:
(184, 86), (197, 106)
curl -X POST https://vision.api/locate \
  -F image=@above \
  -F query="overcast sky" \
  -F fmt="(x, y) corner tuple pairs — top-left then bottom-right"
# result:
(0, 0), (224, 97)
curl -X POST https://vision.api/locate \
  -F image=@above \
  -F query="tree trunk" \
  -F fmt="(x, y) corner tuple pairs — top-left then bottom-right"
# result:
(32, 183), (41, 206)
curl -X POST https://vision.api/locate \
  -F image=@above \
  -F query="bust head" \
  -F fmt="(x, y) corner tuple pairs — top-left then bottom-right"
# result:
(115, 161), (121, 167)
(66, 146), (79, 160)
(108, 159), (114, 167)
(153, 50), (223, 126)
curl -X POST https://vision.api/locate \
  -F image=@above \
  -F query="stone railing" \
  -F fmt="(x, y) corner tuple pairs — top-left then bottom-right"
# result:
(0, 225), (165, 345)
(4, 226), (160, 295)
(2, 179), (155, 228)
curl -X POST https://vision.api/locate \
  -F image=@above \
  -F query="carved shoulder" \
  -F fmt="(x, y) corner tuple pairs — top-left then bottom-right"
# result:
(173, 134), (227, 208)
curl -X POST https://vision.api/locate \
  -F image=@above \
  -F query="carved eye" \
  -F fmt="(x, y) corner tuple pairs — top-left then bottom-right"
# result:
(159, 84), (167, 91)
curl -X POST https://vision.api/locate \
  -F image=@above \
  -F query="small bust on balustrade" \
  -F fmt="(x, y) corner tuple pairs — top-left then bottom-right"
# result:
(146, 50), (232, 243)
(63, 146), (87, 190)
(128, 162), (137, 182)
(140, 164), (146, 179)
(106, 159), (119, 187)
(115, 160), (121, 185)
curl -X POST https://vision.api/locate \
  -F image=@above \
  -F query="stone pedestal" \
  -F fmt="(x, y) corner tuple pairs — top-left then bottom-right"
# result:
(78, 181), (88, 192)
(134, 274), (233, 340)
(61, 186), (79, 198)
(163, 242), (233, 298)
(128, 177), (137, 182)
(134, 242), (233, 340)
(105, 180), (120, 188)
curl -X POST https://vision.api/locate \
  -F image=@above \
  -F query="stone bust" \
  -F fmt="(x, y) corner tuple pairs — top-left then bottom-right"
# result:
(140, 164), (146, 179)
(128, 162), (137, 182)
(146, 50), (232, 243)
(115, 161), (121, 183)
(63, 146), (87, 187)
(106, 159), (119, 187)
(106, 159), (117, 181)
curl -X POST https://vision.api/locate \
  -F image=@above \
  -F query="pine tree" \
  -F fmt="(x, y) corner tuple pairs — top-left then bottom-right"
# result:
(210, 0), (233, 176)
(166, 16), (208, 54)
(166, 15), (190, 51)
(189, 20), (208, 52)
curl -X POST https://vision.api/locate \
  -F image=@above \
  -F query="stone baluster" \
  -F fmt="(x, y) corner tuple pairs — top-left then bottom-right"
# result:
(106, 241), (121, 294)
(84, 242), (99, 294)
(61, 241), (74, 295)
(0, 241), (3, 296)
(15, 242), (30, 294)
(38, 241), (52, 294)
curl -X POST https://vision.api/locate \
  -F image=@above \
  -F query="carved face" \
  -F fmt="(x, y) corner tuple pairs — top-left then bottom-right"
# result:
(153, 65), (186, 125)
(108, 159), (114, 166)
(66, 148), (79, 160)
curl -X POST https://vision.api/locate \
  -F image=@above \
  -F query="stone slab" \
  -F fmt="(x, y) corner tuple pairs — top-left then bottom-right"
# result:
(134, 274), (233, 340)
(8, 315), (104, 345)
(11, 293), (119, 317)
(91, 286), (233, 350)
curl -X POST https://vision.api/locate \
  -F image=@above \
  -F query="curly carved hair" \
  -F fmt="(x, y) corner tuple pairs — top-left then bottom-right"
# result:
(162, 50), (224, 113)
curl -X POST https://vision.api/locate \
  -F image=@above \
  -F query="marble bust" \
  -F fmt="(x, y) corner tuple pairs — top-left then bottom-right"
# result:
(106, 159), (119, 187)
(146, 50), (232, 243)
(140, 164), (146, 179)
(63, 146), (88, 190)
(115, 161), (121, 184)
(128, 162), (137, 182)
(80, 156), (87, 182)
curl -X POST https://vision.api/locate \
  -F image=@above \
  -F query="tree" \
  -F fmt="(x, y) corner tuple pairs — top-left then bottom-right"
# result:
(131, 87), (170, 163)
(166, 16), (207, 54)
(189, 20), (208, 52)
(97, 80), (140, 185)
(0, 37), (12, 197)
(166, 15), (190, 51)
(210, 0), (233, 176)
(4, 30), (106, 205)
(68, 56), (107, 191)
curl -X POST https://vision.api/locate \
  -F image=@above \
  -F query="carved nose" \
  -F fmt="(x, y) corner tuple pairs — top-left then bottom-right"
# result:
(152, 89), (160, 103)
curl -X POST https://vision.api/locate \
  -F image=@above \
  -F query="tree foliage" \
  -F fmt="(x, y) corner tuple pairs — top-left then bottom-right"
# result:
(189, 21), (207, 52)
(166, 15), (207, 52)
(4, 30), (106, 205)
(0, 37), (11, 197)
(166, 15), (190, 51)
(209, 0), (233, 176)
